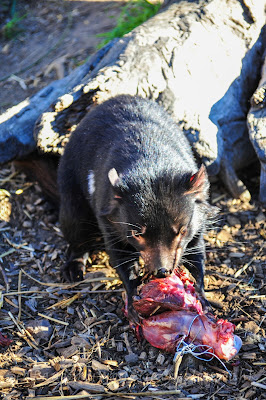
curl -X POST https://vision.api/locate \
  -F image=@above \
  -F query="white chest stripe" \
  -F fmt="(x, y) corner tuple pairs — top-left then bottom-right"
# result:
(88, 171), (95, 195)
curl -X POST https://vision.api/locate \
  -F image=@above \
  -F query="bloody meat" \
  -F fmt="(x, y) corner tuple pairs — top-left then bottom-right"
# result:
(131, 269), (242, 361)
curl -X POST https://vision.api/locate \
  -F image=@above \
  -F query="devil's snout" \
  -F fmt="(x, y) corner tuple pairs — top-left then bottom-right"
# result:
(141, 245), (176, 277)
(154, 267), (171, 278)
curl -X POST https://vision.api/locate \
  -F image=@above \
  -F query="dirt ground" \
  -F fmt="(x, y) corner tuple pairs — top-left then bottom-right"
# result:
(0, 1), (265, 399)
(0, 0), (126, 113)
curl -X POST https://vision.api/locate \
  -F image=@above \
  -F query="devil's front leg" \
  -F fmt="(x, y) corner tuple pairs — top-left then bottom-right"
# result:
(183, 233), (210, 309)
(110, 249), (141, 323)
(100, 225), (141, 322)
(115, 255), (142, 323)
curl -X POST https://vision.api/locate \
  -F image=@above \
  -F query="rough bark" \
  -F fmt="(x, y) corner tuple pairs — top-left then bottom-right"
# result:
(247, 52), (266, 205)
(0, 0), (265, 201)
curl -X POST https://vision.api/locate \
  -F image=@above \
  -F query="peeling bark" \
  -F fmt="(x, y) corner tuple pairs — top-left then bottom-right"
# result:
(248, 52), (266, 205)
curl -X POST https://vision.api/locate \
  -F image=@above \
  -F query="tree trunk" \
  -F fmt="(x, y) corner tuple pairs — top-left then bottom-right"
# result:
(0, 0), (265, 200)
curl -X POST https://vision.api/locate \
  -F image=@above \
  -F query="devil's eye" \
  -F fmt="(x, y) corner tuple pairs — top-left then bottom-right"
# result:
(180, 226), (187, 236)
(131, 226), (146, 240)
(132, 230), (140, 237)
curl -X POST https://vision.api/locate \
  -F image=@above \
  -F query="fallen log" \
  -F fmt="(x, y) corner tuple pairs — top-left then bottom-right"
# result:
(0, 44), (115, 162)
(0, 0), (265, 201)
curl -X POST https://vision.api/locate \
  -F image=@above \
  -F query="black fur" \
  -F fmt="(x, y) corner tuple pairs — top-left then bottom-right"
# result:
(58, 95), (211, 320)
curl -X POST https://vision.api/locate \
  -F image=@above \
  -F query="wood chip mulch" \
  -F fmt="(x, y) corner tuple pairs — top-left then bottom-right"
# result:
(0, 164), (265, 400)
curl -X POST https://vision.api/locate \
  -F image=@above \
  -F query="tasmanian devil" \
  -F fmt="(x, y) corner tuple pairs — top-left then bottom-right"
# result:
(57, 95), (211, 321)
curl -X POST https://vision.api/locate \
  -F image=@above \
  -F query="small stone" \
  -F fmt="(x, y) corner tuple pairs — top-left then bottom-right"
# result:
(73, 321), (84, 331)
(107, 380), (119, 391)
(156, 353), (165, 365)
(2, 43), (10, 54)
(148, 347), (158, 359)
(227, 215), (241, 227)
(118, 370), (128, 379)
(22, 220), (32, 228)
(67, 306), (75, 315)
(117, 341), (124, 352)
(125, 352), (139, 364)
(216, 230), (232, 243)
(239, 189), (251, 203)
(229, 252), (245, 258)
(25, 298), (37, 313)
(129, 374), (138, 381)
(139, 351), (147, 361)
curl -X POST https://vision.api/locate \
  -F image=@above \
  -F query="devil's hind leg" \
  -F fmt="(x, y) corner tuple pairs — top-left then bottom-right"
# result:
(59, 178), (99, 281)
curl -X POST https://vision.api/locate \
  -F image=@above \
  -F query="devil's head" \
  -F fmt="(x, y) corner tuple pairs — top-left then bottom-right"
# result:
(101, 165), (210, 277)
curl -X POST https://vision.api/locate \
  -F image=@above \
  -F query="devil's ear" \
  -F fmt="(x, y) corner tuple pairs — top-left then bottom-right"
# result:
(100, 169), (122, 217)
(108, 168), (120, 187)
(108, 167), (123, 200)
(185, 164), (209, 201)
